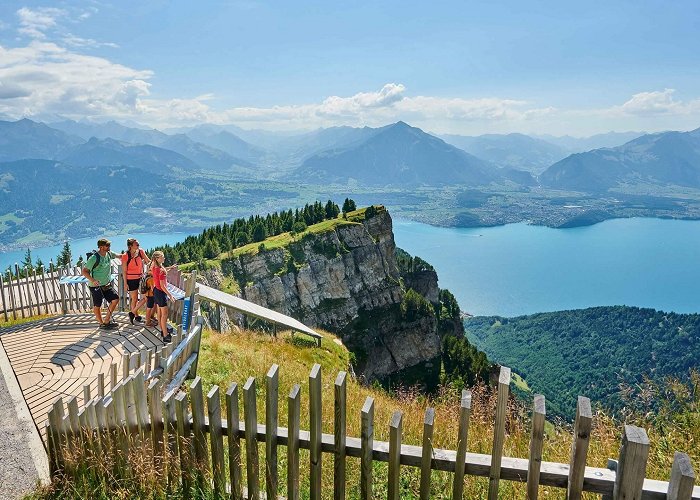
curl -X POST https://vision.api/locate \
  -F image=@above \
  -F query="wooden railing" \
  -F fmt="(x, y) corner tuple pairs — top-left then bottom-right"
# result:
(45, 364), (699, 499)
(0, 259), (193, 325)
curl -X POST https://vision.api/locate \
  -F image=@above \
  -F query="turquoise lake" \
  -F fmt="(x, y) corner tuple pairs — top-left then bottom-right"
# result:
(2, 218), (699, 318)
(392, 217), (700, 317)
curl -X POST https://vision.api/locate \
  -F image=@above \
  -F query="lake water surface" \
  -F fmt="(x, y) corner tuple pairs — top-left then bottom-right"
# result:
(393, 218), (700, 317)
(2, 218), (698, 318)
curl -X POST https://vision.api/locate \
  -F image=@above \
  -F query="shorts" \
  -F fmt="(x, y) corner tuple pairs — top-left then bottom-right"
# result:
(90, 285), (118, 307)
(147, 296), (155, 308)
(127, 278), (141, 292)
(154, 288), (168, 307)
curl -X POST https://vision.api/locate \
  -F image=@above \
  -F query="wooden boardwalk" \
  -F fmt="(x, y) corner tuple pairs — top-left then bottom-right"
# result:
(0, 313), (165, 441)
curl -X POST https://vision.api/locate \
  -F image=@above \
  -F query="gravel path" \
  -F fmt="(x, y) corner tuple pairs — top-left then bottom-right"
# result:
(0, 344), (45, 499)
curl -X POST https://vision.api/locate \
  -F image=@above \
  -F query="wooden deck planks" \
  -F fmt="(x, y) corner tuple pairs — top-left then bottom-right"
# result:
(0, 313), (165, 443)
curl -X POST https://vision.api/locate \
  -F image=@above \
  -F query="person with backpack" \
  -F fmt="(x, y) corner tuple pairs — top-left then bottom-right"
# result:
(121, 238), (151, 324)
(142, 265), (157, 327)
(81, 238), (123, 329)
(151, 250), (175, 342)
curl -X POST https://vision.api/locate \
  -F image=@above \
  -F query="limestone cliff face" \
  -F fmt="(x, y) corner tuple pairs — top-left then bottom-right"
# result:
(218, 209), (443, 388)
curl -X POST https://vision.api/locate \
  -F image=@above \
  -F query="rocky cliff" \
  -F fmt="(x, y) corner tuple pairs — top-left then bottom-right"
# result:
(213, 207), (460, 389)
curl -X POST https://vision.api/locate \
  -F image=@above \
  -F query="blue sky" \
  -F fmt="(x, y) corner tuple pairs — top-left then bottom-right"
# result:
(0, 0), (698, 135)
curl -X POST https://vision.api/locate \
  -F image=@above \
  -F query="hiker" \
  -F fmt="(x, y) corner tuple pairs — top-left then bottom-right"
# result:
(82, 238), (123, 329)
(151, 250), (175, 342)
(143, 265), (157, 327)
(121, 238), (151, 324)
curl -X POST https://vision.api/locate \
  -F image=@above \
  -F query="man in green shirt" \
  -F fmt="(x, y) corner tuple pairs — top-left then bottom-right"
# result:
(81, 238), (124, 329)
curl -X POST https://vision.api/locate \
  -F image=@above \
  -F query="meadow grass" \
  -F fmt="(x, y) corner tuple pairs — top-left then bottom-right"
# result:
(32, 326), (699, 499)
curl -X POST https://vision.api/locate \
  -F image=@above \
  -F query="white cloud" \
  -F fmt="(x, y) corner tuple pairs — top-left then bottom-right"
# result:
(62, 33), (118, 49)
(17, 7), (65, 39)
(612, 88), (700, 117)
(0, 41), (152, 119)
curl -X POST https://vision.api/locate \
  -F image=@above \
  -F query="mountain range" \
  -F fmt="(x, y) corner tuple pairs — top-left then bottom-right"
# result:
(540, 127), (700, 192)
(2, 117), (699, 192)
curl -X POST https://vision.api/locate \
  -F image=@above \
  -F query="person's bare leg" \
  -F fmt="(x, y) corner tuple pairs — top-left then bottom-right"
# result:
(145, 305), (154, 325)
(104, 299), (118, 323)
(159, 306), (169, 338)
(129, 290), (139, 314)
(93, 306), (103, 325)
(135, 296), (147, 315)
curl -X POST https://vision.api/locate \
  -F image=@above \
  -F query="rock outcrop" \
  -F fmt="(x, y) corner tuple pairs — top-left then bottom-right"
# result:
(216, 208), (446, 389)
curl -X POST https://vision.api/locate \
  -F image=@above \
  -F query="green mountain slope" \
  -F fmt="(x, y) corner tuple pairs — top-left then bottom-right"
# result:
(465, 306), (700, 419)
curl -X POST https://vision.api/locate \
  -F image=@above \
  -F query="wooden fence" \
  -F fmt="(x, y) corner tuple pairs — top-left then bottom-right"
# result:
(0, 259), (192, 325)
(45, 364), (699, 499)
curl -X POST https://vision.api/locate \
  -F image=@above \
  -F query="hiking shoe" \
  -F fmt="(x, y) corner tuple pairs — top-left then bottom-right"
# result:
(134, 315), (143, 323)
(100, 322), (117, 330)
(128, 312), (135, 324)
(162, 334), (172, 344)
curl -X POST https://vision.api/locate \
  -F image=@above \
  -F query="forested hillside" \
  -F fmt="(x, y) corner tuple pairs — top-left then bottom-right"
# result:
(465, 306), (700, 419)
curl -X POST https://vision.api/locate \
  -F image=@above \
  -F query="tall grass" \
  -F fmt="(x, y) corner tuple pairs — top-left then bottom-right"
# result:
(32, 327), (699, 499)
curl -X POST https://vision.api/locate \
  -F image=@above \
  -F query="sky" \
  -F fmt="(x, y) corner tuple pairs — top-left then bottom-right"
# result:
(0, 0), (699, 136)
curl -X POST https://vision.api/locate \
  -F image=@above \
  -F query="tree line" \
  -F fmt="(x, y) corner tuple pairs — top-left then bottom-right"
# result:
(152, 199), (357, 266)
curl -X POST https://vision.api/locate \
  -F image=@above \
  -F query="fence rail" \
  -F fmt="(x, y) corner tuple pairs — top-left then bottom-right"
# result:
(0, 260), (191, 325)
(46, 363), (699, 499)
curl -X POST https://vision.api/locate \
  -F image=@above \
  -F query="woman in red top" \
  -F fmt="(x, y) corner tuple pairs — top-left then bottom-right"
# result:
(151, 250), (175, 343)
(121, 238), (151, 324)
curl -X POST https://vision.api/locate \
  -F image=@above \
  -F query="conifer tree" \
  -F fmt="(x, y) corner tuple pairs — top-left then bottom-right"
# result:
(22, 249), (33, 272)
(56, 241), (72, 266)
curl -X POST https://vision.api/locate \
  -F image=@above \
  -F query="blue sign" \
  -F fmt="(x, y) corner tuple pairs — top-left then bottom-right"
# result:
(181, 297), (191, 332)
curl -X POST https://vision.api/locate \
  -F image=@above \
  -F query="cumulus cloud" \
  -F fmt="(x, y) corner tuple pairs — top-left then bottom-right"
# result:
(619, 88), (681, 115)
(0, 41), (152, 119)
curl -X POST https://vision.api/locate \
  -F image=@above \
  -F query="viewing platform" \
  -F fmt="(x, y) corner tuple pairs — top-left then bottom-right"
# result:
(0, 313), (164, 440)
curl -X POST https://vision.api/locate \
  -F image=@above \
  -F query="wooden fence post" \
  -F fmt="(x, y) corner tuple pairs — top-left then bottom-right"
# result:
(226, 382), (243, 500)
(97, 373), (105, 399)
(388, 410), (403, 500)
(453, 389), (472, 500)
(334, 371), (347, 500)
(288, 384), (301, 500)
(162, 389), (179, 490)
(360, 396), (374, 500)
(15, 264), (25, 318)
(148, 379), (164, 470)
(309, 363), (322, 500)
(24, 266), (35, 316)
(266, 364), (279, 500)
(207, 385), (226, 498)
(526, 394), (546, 500)
(667, 452), (695, 500)
(568, 396), (592, 500)
(39, 266), (50, 315)
(47, 402), (64, 475)
(243, 377), (260, 500)
(175, 391), (193, 499)
(190, 376), (210, 485)
(6, 266), (18, 320)
(488, 366), (511, 500)
(420, 407), (435, 499)
(613, 425), (650, 500)
(0, 274), (8, 322)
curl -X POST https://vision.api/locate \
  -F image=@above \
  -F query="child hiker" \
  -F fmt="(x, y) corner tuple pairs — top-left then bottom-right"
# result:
(151, 250), (175, 343)
(144, 265), (157, 327)
(121, 238), (151, 324)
